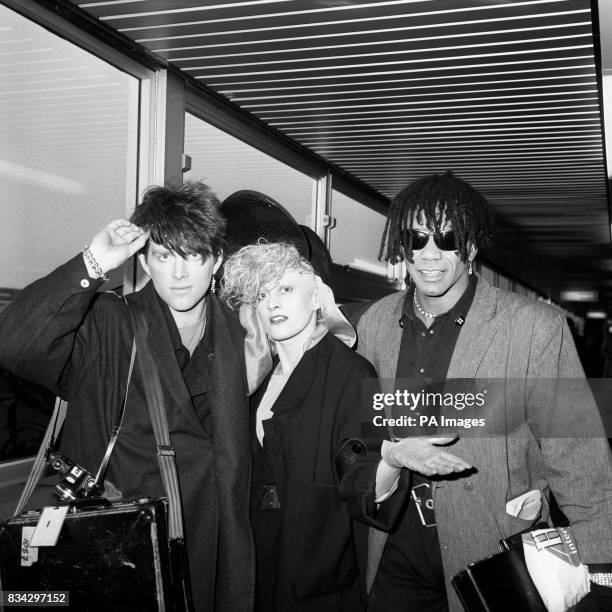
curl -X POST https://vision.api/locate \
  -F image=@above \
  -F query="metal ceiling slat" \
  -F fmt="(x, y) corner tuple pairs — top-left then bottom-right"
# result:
(115, 0), (567, 23)
(210, 64), (597, 92)
(257, 97), (601, 122)
(159, 21), (592, 60)
(110, 0), (586, 36)
(268, 106), (602, 128)
(79, 1), (297, 19)
(169, 31), (594, 67)
(282, 116), (602, 133)
(187, 47), (595, 81)
(345, 159), (604, 168)
(144, 9), (592, 52)
(240, 83), (599, 107)
(203, 59), (596, 89)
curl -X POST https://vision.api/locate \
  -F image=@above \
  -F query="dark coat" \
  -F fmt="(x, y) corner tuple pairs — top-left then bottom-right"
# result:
(0, 255), (255, 612)
(251, 332), (377, 611)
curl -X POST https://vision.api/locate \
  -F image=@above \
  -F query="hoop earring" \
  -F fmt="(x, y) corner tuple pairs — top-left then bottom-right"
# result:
(210, 277), (217, 294)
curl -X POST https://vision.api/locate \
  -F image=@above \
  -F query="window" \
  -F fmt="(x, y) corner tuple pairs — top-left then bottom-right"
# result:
(0, 3), (139, 290)
(329, 190), (388, 276)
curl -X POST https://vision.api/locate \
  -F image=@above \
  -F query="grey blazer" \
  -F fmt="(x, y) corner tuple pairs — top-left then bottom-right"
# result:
(357, 276), (612, 611)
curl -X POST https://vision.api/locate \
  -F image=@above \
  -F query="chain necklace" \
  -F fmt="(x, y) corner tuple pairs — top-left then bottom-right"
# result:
(179, 304), (207, 355)
(413, 292), (436, 320)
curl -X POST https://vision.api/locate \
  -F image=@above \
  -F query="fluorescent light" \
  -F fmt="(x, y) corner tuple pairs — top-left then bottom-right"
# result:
(0, 159), (86, 195)
(586, 311), (607, 319)
(561, 290), (599, 302)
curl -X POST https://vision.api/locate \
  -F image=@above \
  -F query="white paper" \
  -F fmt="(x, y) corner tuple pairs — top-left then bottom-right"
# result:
(30, 505), (69, 547)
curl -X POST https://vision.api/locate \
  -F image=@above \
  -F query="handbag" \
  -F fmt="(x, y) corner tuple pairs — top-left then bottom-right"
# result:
(0, 302), (193, 611)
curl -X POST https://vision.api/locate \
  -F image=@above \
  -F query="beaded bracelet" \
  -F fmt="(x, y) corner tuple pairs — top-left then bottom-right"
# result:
(82, 245), (109, 282)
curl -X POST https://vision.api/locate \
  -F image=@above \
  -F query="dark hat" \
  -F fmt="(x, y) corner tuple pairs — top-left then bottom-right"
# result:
(299, 224), (332, 285)
(220, 190), (307, 258)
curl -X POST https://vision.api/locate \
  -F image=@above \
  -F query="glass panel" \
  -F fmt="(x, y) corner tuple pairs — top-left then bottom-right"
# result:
(497, 275), (511, 292)
(0, 4), (139, 462)
(184, 113), (315, 226)
(0, 4), (139, 289)
(329, 190), (388, 276)
(479, 263), (496, 286)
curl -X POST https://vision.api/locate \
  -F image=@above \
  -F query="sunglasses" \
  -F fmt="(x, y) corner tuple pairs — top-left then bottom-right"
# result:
(402, 229), (458, 252)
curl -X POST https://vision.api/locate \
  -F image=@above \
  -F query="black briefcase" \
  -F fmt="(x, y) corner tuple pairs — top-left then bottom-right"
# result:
(0, 498), (189, 611)
(452, 528), (547, 612)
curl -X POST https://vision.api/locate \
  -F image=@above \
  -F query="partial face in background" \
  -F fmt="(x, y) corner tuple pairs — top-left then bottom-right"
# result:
(255, 270), (318, 342)
(139, 240), (222, 315)
(406, 215), (476, 300)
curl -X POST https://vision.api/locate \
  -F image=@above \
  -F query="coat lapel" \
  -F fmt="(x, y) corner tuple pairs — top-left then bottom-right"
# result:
(205, 295), (249, 457)
(203, 296), (254, 609)
(378, 293), (405, 385)
(252, 336), (326, 482)
(447, 277), (499, 378)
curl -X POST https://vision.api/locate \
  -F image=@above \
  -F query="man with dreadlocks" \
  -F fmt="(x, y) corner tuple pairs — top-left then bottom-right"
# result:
(340, 171), (612, 611)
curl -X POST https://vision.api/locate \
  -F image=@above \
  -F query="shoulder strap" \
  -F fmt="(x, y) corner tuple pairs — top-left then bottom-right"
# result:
(93, 340), (137, 488)
(14, 397), (67, 516)
(14, 339), (137, 516)
(125, 301), (185, 542)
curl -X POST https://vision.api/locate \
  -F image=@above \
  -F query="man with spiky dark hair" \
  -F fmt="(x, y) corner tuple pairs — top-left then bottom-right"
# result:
(0, 181), (254, 611)
(342, 171), (612, 611)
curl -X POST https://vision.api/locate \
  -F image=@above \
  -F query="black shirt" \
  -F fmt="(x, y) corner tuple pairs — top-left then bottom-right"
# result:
(159, 293), (213, 436)
(395, 275), (478, 384)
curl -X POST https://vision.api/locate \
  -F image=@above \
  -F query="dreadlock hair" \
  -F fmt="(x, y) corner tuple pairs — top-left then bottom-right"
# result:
(131, 181), (226, 259)
(379, 171), (493, 264)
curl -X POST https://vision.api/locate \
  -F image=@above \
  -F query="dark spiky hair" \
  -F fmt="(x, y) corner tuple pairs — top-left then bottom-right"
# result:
(379, 171), (493, 264)
(131, 181), (226, 259)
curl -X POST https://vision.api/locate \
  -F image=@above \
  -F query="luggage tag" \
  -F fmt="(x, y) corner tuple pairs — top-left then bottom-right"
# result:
(30, 505), (70, 547)
(20, 526), (38, 566)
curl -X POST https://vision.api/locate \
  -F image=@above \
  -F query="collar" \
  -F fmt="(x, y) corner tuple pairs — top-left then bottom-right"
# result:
(156, 291), (214, 354)
(447, 274), (478, 323)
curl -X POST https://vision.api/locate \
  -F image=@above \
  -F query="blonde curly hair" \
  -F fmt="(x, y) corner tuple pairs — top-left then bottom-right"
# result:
(222, 242), (314, 308)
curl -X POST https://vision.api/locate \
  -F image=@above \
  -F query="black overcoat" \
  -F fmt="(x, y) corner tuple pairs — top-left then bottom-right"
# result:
(0, 255), (255, 612)
(251, 332), (376, 611)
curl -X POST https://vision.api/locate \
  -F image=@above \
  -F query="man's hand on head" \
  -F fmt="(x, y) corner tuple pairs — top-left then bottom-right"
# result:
(85, 220), (149, 279)
(382, 436), (472, 477)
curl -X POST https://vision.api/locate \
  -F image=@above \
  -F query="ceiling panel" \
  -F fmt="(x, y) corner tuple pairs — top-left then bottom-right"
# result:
(69, 0), (611, 313)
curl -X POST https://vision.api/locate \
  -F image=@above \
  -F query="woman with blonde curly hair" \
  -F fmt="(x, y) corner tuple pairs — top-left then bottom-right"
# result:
(223, 241), (377, 611)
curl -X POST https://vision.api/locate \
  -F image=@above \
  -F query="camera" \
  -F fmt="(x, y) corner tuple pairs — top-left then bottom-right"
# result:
(47, 452), (100, 501)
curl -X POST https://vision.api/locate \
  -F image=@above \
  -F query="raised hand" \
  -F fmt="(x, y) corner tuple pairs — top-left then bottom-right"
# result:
(382, 436), (472, 477)
(85, 220), (149, 278)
